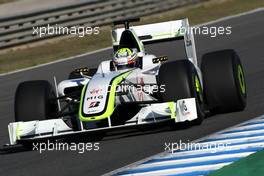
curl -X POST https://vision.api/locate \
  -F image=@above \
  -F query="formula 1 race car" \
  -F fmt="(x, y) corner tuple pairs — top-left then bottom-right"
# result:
(7, 18), (247, 145)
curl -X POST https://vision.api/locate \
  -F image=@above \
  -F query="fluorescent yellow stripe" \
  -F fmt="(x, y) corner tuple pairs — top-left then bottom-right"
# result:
(168, 102), (176, 119)
(79, 71), (131, 122)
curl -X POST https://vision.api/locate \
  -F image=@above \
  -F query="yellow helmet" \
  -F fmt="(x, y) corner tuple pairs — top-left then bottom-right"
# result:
(113, 48), (137, 68)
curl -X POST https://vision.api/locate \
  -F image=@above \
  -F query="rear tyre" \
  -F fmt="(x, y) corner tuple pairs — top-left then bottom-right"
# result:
(158, 60), (205, 125)
(201, 49), (247, 113)
(15, 80), (58, 122)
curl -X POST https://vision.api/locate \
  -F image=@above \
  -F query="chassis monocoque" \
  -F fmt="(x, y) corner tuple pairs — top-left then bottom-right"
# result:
(7, 18), (247, 145)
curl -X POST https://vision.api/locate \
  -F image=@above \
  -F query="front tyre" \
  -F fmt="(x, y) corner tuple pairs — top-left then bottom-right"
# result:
(201, 49), (247, 113)
(15, 80), (58, 122)
(158, 60), (205, 125)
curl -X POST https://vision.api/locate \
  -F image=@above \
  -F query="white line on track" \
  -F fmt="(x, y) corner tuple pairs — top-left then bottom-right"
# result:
(0, 47), (111, 76)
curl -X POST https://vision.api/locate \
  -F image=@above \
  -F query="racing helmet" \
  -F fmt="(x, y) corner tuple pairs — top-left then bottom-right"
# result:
(113, 48), (138, 69)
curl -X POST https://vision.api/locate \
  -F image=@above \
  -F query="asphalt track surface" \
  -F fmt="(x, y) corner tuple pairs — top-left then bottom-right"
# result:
(0, 10), (264, 176)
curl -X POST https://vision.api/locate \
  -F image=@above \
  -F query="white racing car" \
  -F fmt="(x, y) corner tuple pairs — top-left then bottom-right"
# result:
(7, 18), (247, 145)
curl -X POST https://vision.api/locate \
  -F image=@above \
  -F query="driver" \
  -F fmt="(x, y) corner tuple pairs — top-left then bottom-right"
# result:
(113, 48), (138, 70)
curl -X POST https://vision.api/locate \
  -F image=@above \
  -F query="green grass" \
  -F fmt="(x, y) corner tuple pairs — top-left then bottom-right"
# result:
(0, 27), (111, 73)
(0, 0), (264, 73)
(209, 149), (264, 176)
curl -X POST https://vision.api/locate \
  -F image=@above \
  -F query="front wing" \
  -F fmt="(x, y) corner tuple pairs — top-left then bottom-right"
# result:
(7, 98), (197, 145)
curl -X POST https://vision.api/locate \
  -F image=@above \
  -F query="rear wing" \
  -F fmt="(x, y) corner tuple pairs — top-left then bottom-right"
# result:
(111, 18), (198, 67)
(112, 19), (188, 45)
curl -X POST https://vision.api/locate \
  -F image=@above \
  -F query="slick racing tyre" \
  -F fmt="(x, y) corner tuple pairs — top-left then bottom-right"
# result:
(158, 60), (205, 125)
(15, 80), (58, 122)
(201, 49), (247, 113)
